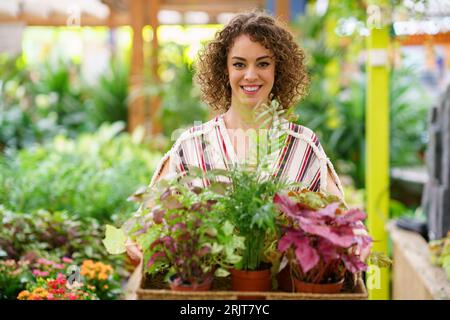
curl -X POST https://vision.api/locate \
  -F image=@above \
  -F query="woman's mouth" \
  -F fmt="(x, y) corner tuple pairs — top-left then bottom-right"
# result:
(240, 85), (262, 95)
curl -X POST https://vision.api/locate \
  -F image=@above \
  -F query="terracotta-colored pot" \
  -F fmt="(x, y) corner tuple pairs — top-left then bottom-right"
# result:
(294, 277), (344, 294)
(230, 268), (271, 292)
(169, 275), (213, 291)
(277, 265), (294, 292)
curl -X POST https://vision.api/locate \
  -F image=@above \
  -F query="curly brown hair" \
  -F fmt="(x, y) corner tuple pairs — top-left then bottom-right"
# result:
(195, 10), (309, 113)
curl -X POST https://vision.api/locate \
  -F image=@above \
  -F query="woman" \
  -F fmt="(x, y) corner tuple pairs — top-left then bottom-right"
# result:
(126, 10), (344, 264)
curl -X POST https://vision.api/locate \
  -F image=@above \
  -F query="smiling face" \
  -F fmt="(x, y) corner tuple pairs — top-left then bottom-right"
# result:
(227, 34), (275, 110)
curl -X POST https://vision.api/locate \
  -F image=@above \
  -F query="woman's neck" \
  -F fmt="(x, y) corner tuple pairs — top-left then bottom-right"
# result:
(223, 102), (271, 131)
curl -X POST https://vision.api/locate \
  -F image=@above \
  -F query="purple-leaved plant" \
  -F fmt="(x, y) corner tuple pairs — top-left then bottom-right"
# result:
(132, 184), (243, 288)
(274, 191), (372, 284)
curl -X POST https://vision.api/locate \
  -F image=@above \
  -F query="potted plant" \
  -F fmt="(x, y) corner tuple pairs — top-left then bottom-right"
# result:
(103, 181), (244, 292)
(202, 100), (296, 293)
(214, 166), (284, 293)
(273, 189), (374, 293)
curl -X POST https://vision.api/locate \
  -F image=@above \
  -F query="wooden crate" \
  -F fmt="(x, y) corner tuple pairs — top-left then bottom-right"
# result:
(388, 222), (450, 300)
(134, 272), (368, 300)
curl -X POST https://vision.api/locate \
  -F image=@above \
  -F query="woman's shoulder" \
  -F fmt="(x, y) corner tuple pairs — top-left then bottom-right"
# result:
(284, 121), (322, 149)
(169, 116), (220, 149)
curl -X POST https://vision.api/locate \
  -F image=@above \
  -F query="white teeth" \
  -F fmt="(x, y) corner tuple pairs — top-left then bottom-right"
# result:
(243, 86), (260, 92)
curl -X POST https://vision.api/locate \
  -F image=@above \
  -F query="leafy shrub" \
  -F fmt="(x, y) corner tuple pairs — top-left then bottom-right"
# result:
(132, 43), (209, 139)
(0, 54), (94, 150)
(0, 206), (124, 272)
(0, 54), (132, 151)
(85, 59), (129, 127)
(0, 259), (33, 299)
(0, 122), (161, 222)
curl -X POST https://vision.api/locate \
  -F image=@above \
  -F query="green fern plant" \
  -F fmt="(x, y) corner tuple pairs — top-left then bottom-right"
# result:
(204, 99), (301, 272)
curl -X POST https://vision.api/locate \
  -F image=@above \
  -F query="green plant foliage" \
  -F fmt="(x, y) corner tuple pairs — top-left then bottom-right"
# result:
(215, 166), (281, 271)
(0, 122), (161, 222)
(0, 54), (132, 151)
(0, 54), (95, 150)
(128, 43), (208, 141)
(86, 58), (129, 127)
(429, 234), (450, 281)
(102, 225), (127, 255)
(206, 99), (294, 272)
(0, 206), (124, 275)
(389, 66), (431, 167)
(291, 11), (432, 188)
(0, 259), (33, 299)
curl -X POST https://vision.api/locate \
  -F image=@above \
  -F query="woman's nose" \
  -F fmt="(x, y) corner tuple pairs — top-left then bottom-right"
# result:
(244, 66), (258, 81)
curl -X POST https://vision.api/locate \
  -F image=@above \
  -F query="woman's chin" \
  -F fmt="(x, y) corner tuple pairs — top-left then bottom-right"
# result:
(238, 96), (269, 109)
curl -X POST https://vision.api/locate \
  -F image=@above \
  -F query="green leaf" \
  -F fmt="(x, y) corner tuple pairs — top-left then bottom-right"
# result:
(225, 253), (242, 264)
(222, 220), (234, 236)
(214, 267), (230, 277)
(136, 227), (160, 251)
(102, 224), (127, 254)
(231, 235), (246, 250)
(211, 243), (223, 254)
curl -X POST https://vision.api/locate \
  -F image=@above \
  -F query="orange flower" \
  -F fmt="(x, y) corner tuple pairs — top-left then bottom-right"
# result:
(83, 260), (94, 267)
(17, 290), (30, 300)
(32, 287), (49, 299)
(33, 287), (45, 294)
(98, 272), (108, 280)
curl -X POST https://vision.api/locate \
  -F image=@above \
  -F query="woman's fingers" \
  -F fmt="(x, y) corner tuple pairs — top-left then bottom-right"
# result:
(125, 239), (143, 266)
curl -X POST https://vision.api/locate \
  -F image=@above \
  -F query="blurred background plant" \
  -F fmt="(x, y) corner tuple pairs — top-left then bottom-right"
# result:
(129, 42), (209, 142)
(0, 259), (33, 299)
(157, 43), (208, 138)
(85, 58), (129, 128)
(429, 232), (450, 281)
(0, 54), (91, 150)
(0, 122), (161, 222)
(292, 11), (432, 190)
(0, 54), (132, 152)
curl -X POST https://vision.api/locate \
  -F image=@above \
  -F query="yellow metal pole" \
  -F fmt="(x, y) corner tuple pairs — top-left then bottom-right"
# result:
(365, 3), (390, 300)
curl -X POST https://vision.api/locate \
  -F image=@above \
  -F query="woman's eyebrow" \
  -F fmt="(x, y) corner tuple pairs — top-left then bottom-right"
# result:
(231, 55), (272, 61)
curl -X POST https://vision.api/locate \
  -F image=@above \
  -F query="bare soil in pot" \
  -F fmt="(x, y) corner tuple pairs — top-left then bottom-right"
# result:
(277, 264), (294, 292)
(168, 274), (213, 292)
(293, 277), (345, 294)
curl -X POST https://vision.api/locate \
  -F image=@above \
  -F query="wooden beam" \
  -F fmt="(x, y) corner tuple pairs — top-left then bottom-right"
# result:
(0, 0), (265, 27)
(160, 1), (264, 14)
(275, 0), (290, 23)
(128, 0), (146, 134)
(0, 12), (130, 27)
(397, 32), (450, 46)
(149, 0), (162, 135)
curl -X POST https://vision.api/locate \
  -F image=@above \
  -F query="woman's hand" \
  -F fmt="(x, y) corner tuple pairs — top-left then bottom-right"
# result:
(125, 238), (143, 267)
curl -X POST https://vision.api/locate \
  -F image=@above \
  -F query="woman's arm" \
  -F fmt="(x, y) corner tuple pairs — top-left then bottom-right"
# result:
(125, 156), (171, 265)
(326, 166), (344, 200)
(155, 156), (171, 183)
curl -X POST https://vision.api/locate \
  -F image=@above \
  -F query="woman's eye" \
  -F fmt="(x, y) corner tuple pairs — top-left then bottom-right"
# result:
(259, 62), (270, 67)
(233, 63), (245, 68)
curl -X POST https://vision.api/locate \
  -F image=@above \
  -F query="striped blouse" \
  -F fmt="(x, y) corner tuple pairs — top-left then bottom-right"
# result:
(149, 114), (343, 196)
